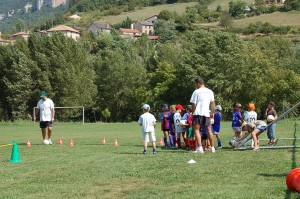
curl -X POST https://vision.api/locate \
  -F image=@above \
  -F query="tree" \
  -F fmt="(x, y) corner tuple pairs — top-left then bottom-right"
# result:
(219, 12), (233, 29)
(229, 0), (247, 17)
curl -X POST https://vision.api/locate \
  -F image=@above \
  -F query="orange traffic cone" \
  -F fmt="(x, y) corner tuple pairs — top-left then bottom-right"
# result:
(26, 140), (31, 147)
(159, 138), (163, 146)
(102, 137), (106, 145)
(58, 138), (63, 145)
(114, 139), (118, 147)
(69, 138), (74, 147)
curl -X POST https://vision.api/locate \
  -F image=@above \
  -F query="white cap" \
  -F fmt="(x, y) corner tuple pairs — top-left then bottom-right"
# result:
(141, 104), (150, 110)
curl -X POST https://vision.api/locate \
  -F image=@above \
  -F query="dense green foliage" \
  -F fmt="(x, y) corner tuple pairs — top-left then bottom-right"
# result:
(2, 25), (300, 122)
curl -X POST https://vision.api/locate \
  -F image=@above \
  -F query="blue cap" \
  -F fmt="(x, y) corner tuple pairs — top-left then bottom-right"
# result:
(40, 91), (47, 98)
(215, 105), (222, 111)
(141, 104), (150, 110)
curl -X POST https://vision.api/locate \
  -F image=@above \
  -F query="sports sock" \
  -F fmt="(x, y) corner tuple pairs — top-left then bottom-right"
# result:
(218, 140), (222, 147)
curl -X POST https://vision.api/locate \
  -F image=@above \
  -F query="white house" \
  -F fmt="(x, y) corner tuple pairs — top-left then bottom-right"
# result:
(131, 21), (154, 35)
(47, 25), (80, 40)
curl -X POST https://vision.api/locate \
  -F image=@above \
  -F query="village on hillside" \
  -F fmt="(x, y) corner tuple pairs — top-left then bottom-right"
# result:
(0, 14), (159, 46)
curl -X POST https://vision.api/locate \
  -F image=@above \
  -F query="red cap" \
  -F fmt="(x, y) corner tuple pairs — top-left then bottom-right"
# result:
(175, 104), (184, 110)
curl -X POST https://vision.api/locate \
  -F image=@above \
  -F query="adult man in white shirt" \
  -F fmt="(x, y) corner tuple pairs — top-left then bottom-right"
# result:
(190, 77), (215, 153)
(34, 91), (55, 145)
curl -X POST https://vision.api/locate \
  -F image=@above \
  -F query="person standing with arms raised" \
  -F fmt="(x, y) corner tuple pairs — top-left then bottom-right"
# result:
(34, 91), (55, 145)
(190, 77), (216, 154)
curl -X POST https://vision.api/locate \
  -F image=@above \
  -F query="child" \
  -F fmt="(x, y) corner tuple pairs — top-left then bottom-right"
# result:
(159, 104), (170, 147)
(201, 126), (209, 150)
(173, 104), (185, 149)
(181, 105), (192, 148)
(169, 105), (176, 148)
(265, 101), (278, 146)
(241, 120), (267, 151)
(231, 103), (244, 139)
(212, 105), (222, 149)
(138, 104), (157, 154)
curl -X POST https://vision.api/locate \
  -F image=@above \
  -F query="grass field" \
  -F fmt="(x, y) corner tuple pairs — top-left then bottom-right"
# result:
(232, 11), (300, 28)
(77, 2), (198, 25)
(208, 0), (255, 11)
(1, 119), (300, 198)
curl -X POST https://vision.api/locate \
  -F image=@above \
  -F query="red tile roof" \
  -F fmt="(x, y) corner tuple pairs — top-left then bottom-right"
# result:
(119, 28), (140, 34)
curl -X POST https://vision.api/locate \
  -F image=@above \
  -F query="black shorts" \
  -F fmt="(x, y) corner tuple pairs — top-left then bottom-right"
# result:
(40, 121), (52, 128)
(192, 115), (211, 127)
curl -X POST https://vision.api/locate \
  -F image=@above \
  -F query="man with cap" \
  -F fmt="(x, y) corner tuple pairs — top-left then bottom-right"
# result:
(190, 77), (216, 153)
(34, 91), (55, 145)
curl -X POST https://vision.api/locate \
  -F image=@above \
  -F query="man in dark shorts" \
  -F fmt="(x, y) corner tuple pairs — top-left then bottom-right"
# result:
(190, 77), (216, 153)
(34, 91), (55, 145)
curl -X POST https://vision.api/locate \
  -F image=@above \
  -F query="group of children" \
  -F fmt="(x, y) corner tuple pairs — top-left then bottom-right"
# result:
(138, 103), (223, 154)
(138, 101), (278, 154)
(231, 101), (278, 151)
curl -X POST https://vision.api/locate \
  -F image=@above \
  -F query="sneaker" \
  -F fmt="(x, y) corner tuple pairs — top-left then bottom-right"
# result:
(217, 146), (222, 149)
(194, 147), (204, 154)
(143, 150), (147, 154)
(210, 147), (216, 153)
(153, 149), (157, 154)
(48, 139), (53, 145)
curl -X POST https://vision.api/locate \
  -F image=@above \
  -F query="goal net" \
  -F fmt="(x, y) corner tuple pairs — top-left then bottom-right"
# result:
(33, 106), (85, 125)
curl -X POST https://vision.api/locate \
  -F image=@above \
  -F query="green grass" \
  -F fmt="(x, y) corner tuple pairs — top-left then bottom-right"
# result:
(0, 119), (300, 198)
(232, 11), (300, 28)
(208, 0), (255, 11)
(77, 2), (198, 26)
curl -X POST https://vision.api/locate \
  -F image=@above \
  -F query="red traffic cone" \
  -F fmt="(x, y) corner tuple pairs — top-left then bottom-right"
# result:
(159, 138), (163, 146)
(26, 140), (31, 147)
(114, 139), (118, 147)
(58, 138), (63, 145)
(69, 139), (74, 147)
(102, 137), (106, 145)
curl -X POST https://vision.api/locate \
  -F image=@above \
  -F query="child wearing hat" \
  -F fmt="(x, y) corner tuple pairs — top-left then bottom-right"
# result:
(212, 105), (223, 149)
(159, 104), (171, 147)
(138, 104), (157, 154)
(173, 104), (185, 149)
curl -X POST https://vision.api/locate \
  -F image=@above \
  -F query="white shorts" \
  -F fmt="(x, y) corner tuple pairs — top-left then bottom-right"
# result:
(232, 127), (241, 133)
(143, 132), (156, 142)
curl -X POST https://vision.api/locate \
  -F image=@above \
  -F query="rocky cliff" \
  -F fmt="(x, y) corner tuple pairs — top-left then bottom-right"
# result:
(36, 0), (69, 10)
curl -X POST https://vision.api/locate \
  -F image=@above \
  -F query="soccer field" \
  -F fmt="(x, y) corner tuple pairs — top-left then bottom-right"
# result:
(0, 120), (300, 198)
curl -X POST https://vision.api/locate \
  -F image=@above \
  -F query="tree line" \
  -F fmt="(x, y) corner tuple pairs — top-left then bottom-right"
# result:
(0, 25), (300, 122)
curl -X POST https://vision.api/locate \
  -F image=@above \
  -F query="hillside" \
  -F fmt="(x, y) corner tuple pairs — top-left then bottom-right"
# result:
(100, 2), (198, 25)
(207, 0), (254, 10)
(232, 11), (300, 28)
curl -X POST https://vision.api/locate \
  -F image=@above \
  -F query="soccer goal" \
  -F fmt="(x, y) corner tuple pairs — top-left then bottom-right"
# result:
(33, 106), (85, 125)
(235, 101), (300, 149)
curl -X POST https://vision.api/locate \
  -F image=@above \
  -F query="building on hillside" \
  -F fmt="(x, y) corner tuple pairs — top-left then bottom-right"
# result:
(145, 15), (158, 24)
(36, 30), (48, 36)
(265, 0), (285, 4)
(119, 28), (141, 39)
(0, 32), (14, 45)
(87, 21), (112, 35)
(67, 14), (81, 19)
(11, 31), (30, 41)
(131, 21), (154, 35)
(47, 25), (80, 40)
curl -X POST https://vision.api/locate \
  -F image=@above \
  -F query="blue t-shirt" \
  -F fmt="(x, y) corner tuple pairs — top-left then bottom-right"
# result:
(231, 110), (242, 127)
(181, 113), (189, 121)
(212, 112), (222, 132)
(168, 113), (174, 134)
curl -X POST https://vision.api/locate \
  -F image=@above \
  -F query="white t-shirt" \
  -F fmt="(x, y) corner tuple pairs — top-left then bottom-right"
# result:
(173, 112), (184, 133)
(37, 98), (54, 122)
(138, 112), (156, 133)
(190, 87), (214, 117)
(244, 111), (257, 125)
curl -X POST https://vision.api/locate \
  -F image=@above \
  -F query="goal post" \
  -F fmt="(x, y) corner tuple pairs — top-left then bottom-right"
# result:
(33, 106), (85, 125)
